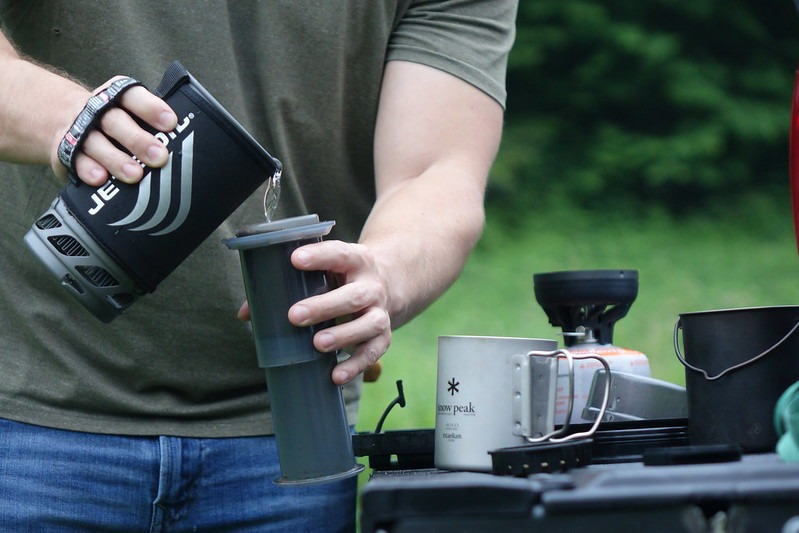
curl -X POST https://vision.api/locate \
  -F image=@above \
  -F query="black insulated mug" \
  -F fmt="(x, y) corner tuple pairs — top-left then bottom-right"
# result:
(24, 61), (281, 322)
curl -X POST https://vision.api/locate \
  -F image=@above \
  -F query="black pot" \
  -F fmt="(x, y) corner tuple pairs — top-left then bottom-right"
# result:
(675, 305), (799, 452)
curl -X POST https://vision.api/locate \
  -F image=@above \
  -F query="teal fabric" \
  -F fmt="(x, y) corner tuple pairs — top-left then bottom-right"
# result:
(775, 380), (799, 461)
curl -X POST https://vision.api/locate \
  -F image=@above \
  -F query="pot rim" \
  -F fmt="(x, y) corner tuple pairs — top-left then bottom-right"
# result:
(679, 304), (799, 318)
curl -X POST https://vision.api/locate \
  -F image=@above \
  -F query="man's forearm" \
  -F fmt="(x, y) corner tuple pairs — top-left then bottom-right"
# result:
(0, 33), (89, 167)
(358, 166), (486, 329)
(365, 60), (502, 330)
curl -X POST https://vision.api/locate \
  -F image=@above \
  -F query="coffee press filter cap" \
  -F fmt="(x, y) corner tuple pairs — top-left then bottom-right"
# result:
(224, 215), (334, 250)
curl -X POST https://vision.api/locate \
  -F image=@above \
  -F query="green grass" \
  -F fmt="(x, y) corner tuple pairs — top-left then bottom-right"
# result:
(355, 196), (799, 433)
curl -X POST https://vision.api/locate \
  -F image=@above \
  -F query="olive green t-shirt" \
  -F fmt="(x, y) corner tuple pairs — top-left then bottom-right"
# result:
(0, 0), (516, 436)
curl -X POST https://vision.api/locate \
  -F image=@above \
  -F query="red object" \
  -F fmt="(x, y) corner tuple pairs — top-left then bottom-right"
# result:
(790, 67), (799, 253)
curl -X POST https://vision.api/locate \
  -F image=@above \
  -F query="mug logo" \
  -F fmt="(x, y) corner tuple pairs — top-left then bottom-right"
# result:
(447, 378), (460, 396)
(438, 377), (474, 415)
(108, 131), (195, 236)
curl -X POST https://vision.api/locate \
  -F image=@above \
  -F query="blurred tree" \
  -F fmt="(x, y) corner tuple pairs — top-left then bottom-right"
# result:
(490, 0), (799, 219)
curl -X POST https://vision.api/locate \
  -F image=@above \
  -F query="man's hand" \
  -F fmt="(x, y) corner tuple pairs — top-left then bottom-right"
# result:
(0, 31), (177, 186)
(236, 239), (391, 386)
(53, 77), (178, 186)
(287, 240), (392, 385)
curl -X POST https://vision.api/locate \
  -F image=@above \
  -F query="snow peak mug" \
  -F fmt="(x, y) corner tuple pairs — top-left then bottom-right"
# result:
(434, 336), (559, 472)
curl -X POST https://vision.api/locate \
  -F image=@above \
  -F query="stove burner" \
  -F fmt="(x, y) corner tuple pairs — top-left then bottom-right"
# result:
(534, 269), (638, 346)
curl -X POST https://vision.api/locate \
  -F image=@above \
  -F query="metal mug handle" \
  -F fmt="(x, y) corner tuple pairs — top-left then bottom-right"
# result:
(673, 318), (799, 381)
(524, 349), (611, 444)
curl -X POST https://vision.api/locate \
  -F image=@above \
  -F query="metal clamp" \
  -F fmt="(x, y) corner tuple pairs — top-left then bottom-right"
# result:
(582, 370), (688, 422)
(524, 349), (611, 444)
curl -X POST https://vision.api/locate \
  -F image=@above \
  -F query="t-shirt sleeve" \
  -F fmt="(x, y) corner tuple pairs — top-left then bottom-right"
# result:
(386, 0), (518, 108)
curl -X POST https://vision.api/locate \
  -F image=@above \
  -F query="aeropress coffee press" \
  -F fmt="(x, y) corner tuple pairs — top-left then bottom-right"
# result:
(225, 215), (364, 485)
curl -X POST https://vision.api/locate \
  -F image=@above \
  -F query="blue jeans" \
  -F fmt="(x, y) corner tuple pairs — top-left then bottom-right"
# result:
(0, 418), (357, 532)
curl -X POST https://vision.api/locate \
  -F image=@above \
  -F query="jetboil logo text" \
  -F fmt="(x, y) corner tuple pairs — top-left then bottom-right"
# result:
(87, 113), (196, 237)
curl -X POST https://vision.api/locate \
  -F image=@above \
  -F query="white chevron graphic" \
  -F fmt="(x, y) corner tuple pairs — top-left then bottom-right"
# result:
(108, 132), (195, 236)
